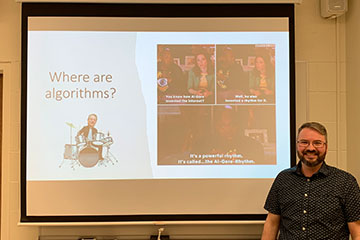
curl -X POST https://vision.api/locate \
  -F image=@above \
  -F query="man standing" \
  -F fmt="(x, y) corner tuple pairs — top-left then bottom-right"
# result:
(157, 47), (186, 103)
(216, 47), (248, 100)
(262, 122), (360, 240)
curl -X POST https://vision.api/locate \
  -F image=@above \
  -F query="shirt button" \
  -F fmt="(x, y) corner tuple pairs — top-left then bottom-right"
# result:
(302, 227), (306, 231)
(307, 179), (310, 182)
(304, 193), (308, 197)
(303, 210), (307, 214)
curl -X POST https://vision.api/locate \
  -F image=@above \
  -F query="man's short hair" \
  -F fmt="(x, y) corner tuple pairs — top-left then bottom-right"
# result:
(297, 122), (327, 142)
(88, 113), (97, 120)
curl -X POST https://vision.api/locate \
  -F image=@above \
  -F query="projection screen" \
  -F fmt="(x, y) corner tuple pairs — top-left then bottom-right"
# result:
(21, 3), (296, 223)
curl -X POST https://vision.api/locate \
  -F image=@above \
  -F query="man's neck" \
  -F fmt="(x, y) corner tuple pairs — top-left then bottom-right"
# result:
(301, 162), (323, 178)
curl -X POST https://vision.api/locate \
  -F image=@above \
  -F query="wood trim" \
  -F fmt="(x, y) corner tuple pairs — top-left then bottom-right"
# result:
(0, 73), (3, 239)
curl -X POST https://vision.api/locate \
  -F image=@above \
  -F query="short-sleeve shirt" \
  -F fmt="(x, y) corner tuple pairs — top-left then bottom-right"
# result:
(264, 161), (360, 240)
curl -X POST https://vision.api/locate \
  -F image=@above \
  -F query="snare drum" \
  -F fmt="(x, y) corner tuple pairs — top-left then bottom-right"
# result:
(78, 146), (99, 168)
(103, 136), (113, 147)
(92, 132), (104, 146)
(64, 144), (78, 160)
(75, 134), (86, 147)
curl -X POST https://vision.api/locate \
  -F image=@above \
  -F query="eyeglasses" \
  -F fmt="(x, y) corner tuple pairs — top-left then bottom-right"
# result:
(297, 140), (326, 148)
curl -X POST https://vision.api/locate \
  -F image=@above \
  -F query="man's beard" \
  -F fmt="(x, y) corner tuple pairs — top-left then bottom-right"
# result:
(297, 149), (326, 167)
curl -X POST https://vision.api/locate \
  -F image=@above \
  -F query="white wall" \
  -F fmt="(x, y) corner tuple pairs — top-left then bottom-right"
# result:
(0, 0), (355, 239)
(295, 0), (348, 170)
(346, 0), (360, 179)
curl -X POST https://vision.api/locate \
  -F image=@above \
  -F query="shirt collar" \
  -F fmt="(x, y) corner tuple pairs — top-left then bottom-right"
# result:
(292, 161), (330, 177)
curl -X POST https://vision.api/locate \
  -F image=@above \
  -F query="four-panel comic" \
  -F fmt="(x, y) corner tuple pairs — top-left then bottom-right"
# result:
(158, 44), (276, 166)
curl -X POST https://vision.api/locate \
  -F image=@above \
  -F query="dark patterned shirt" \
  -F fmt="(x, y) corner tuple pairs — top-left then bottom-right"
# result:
(264, 161), (360, 240)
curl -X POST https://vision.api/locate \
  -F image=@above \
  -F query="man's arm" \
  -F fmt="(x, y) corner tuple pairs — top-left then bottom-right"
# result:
(261, 212), (280, 240)
(77, 126), (86, 136)
(349, 220), (360, 240)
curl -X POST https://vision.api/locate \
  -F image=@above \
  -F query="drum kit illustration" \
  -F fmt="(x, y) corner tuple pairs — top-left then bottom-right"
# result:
(60, 122), (117, 169)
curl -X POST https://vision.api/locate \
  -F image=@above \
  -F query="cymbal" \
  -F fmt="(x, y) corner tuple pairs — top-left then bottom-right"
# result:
(65, 122), (76, 128)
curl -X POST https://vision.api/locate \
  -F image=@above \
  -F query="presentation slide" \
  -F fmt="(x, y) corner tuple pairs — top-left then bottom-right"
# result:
(24, 16), (292, 217)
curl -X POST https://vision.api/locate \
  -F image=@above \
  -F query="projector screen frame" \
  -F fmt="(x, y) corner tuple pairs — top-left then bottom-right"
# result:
(21, 2), (296, 223)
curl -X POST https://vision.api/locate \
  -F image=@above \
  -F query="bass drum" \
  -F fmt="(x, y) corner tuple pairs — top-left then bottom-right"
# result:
(78, 146), (98, 168)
